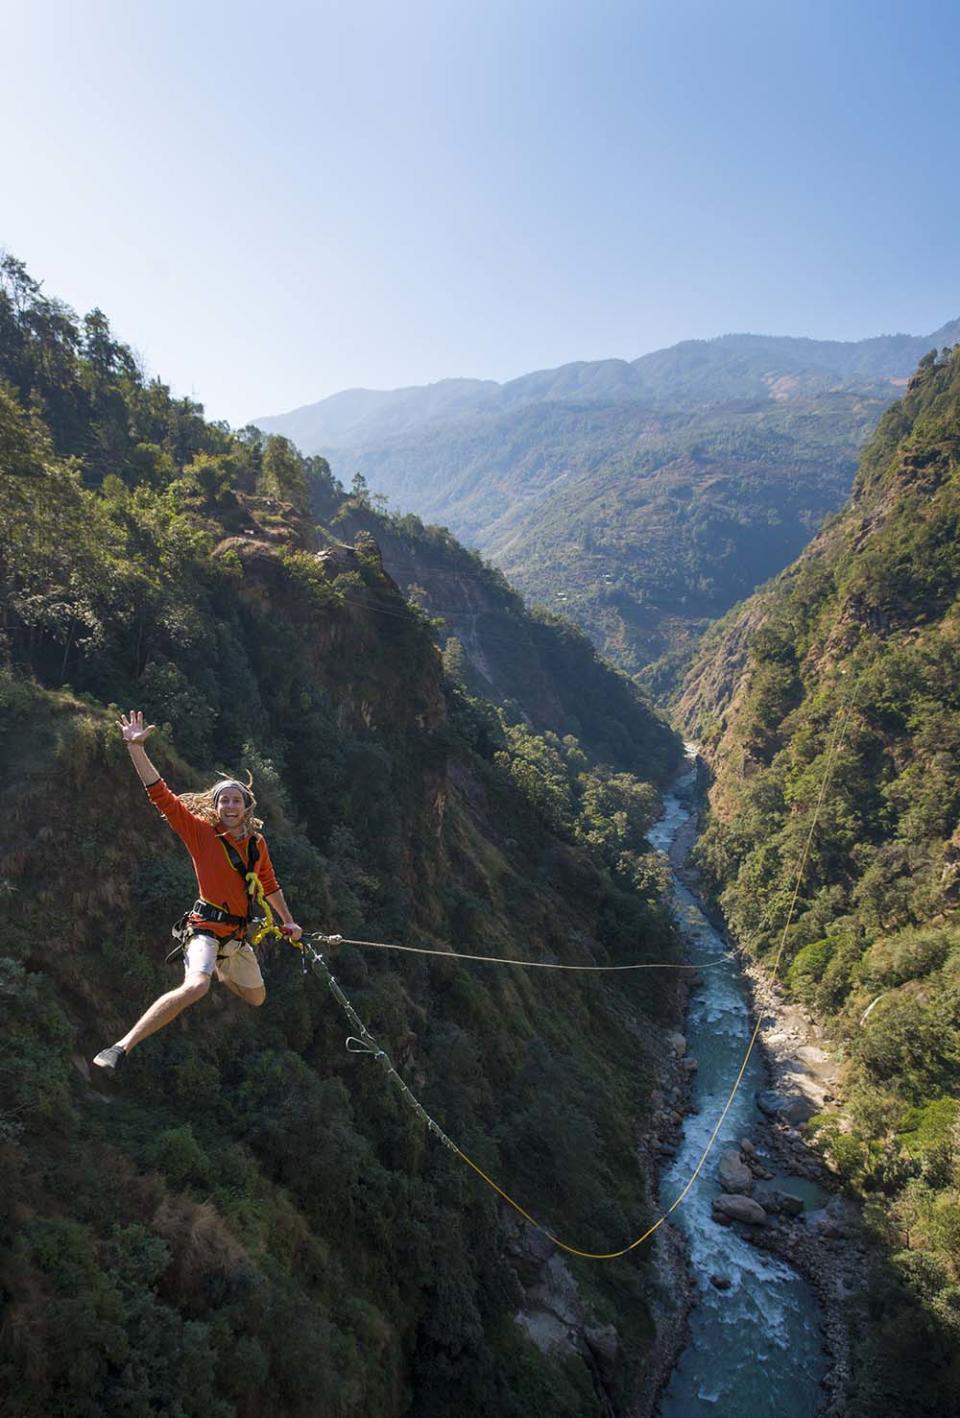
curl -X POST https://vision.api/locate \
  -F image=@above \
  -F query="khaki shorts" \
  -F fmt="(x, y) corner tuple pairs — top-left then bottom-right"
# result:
(185, 932), (264, 991)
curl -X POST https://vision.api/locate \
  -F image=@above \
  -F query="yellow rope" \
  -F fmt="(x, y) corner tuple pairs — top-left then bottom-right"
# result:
(326, 695), (856, 1259)
(311, 691), (856, 1259)
(434, 697), (858, 1258)
(283, 691), (856, 1260)
(245, 869), (279, 946)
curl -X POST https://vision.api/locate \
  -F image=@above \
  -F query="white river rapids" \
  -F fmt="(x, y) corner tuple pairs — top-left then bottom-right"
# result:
(650, 751), (827, 1416)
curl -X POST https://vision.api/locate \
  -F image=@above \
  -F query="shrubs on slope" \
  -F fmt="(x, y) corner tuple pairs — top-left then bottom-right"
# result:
(685, 345), (960, 1416)
(0, 257), (683, 1416)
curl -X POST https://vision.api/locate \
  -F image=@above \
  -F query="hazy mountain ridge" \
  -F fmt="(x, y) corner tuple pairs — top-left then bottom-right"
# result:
(257, 321), (960, 683)
(256, 323), (960, 449)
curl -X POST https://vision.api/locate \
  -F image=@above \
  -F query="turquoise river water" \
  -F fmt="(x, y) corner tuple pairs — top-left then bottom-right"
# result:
(649, 753), (827, 1416)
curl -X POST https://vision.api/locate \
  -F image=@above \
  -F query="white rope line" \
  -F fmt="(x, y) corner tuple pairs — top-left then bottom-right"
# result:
(313, 933), (734, 971)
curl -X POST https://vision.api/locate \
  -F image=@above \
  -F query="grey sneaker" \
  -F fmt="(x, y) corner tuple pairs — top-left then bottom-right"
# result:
(92, 1044), (127, 1073)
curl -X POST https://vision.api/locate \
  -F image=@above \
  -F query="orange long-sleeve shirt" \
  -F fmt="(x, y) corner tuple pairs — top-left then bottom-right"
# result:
(146, 778), (280, 938)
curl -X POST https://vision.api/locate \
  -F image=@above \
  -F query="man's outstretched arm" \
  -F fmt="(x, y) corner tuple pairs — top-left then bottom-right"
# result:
(119, 709), (160, 786)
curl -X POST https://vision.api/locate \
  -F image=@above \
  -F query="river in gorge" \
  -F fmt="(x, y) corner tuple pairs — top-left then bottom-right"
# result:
(648, 749), (828, 1416)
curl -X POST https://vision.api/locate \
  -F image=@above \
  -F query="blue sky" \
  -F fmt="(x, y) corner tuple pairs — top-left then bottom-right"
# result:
(3, 0), (959, 425)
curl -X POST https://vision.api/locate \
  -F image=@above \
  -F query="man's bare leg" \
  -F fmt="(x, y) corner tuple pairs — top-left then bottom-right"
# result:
(215, 966), (265, 1008)
(117, 972), (211, 1053)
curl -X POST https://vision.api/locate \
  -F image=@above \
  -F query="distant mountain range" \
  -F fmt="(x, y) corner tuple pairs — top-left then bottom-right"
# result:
(256, 321), (960, 686)
(255, 326), (960, 449)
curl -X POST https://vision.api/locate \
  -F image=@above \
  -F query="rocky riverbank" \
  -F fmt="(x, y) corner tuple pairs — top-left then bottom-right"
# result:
(735, 964), (869, 1418)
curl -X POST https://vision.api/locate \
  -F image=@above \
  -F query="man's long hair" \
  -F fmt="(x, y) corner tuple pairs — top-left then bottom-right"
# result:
(178, 771), (263, 833)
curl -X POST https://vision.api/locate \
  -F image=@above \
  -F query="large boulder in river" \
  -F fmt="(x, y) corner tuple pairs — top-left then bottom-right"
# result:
(712, 1194), (768, 1226)
(717, 1149), (754, 1194)
(760, 1189), (805, 1217)
(756, 1090), (817, 1126)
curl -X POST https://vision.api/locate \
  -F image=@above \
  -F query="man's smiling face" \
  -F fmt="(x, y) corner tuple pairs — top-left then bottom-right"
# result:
(215, 787), (248, 833)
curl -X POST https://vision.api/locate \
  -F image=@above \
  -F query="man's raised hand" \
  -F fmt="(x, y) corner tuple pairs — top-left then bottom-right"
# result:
(119, 709), (157, 743)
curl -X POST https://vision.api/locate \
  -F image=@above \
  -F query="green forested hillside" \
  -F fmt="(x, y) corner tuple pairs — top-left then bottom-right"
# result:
(258, 323), (959, 684)
(0, 256), (685, 1416)
(679, 344), (960, 1416)
(488, 391), (886, 685)
(310, 483), (676, 779)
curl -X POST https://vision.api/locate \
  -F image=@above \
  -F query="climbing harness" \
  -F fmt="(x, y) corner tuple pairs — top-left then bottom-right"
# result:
(216, 833), (280, 947)
(166, 832), (277, 963)
(260, 688), (858, 1260)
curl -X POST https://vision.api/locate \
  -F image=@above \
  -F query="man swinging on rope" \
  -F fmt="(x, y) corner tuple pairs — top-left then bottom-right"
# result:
(93, 710), (302, 1074)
